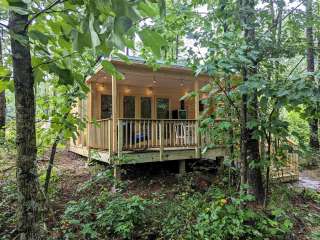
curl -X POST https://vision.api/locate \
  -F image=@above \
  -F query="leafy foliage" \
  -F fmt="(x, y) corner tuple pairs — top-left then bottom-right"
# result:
(58, 171), (294, 240)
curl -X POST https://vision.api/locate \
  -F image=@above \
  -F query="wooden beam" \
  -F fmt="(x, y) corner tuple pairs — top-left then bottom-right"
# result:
(159, 120), (164, 160)
(179, 160), (186, 174)
(118, 119), (123, 158)
(87, 83), (94, 160)
(112, 75), (118, 153)
(194, 79), (200, 158)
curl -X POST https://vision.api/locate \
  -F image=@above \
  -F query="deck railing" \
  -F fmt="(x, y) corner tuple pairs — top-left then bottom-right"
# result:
(118, 118), (198, 150)
(88, 118), (112, 150)
(88, 118), (199, 152)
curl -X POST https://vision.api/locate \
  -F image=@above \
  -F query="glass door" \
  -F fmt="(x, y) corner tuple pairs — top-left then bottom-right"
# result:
(156, 98), (169, 119)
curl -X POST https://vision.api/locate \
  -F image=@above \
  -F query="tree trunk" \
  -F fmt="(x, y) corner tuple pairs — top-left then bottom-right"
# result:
(9, 2), (41, 239)
(0, 28), (5, 139)
(239, 0), (265, 204)
(44, 135), (60, 195)
(306, 0), (319, 153)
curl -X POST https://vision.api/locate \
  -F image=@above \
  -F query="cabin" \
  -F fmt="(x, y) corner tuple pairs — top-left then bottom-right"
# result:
(69, 57), (227, 174)
(69, 57), (299, 180)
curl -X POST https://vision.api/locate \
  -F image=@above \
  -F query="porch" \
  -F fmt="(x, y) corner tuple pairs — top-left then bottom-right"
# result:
(70, 58), (227, 165)
(84, 118), (225, 164)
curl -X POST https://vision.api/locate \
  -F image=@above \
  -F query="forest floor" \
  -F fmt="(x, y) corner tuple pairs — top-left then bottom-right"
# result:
(1, 149), (320, 239)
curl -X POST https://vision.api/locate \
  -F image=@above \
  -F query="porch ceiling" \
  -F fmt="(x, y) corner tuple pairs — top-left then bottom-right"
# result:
(87, 60), (211, 90)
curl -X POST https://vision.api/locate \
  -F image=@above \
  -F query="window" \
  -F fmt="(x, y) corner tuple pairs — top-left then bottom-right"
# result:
(101, 95), (112, 119)
(141, 97), (152, 119)
(123, 96), (135, 118)
(157, 98), (169, 119)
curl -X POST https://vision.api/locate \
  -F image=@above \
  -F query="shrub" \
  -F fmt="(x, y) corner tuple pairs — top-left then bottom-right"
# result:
(61, 190), (150, 239)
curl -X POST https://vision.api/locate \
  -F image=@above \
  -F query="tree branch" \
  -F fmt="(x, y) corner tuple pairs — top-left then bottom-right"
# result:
(262, 0), (305, 36)
(212, 77), (241, 120)
(33, 52), (77, 69)
(0, 23), (8, 29)
(25, 0), (67, 29)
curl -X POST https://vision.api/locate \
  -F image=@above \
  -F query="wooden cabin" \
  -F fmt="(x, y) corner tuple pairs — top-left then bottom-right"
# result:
(69, 57), (227, 173)
(69, 57), (299, 181)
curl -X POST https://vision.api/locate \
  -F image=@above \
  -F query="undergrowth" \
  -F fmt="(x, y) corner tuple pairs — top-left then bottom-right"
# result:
(1, 154), (319, 240)
(53, 170), (307, 240)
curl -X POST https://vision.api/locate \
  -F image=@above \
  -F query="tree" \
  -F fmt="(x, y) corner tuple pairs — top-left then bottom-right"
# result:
(305, 0), (319, 156)
(0, 27), (5, 139)
(8, 1), (41, 238)
(2, 0), (166, 238)
(238, 0), (265, 203)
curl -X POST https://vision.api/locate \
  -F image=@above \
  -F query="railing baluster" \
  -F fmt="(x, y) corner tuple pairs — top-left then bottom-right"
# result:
(129, 120), (132, 149)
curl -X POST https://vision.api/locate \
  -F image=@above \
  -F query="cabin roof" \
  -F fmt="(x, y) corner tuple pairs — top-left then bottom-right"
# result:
(86, 56), (210, 85)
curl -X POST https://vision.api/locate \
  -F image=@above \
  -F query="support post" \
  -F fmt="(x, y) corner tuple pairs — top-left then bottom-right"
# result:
(160, 120), (164, 161)
(118, 119), (123, 158)
(108, 119), (112, 157)
(113, 166), (121, 180)
(112, 75), (118, 153)
(87, 82), (93, 160)
(194, 79), (201, 158)
(179, 160), (186, 175)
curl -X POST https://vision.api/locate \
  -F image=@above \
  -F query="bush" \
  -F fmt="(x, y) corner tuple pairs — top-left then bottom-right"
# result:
(61, 190), (150, 239)
(190, 189), (292, 240)
(59, 173), (294, 240)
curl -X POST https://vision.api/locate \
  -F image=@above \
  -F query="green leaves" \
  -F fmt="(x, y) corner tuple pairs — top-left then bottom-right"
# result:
(0, 0), (8, 9)
(138, 29), (166, 58)
(0, 66), (10, 78)
(29, 30), (49, 45)
(101, 60), (124, 80)
(138, 1), (158, 17)
(89, 13), (101, 49)
(114, 16), (132, 35)
(48, 63), (74, 85)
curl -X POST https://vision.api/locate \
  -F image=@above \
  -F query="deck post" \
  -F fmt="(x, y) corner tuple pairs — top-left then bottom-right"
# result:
(160, 120), (164, 161)
(194, 79), (201, 158)
(87, 82), (94, 160)
(179, 160), (186, 175)
(112, 75), (118, 154)
(118, 119), (123, 158)
(108, 119), (112, 157)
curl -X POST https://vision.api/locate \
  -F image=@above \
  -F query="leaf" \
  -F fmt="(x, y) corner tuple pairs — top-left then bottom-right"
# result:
(159, 0), (166, 18)
(9, 6), (32, 15)
(96, 0), (115, 16)
(0, 80), (14, 92)
(138, 29), (166, 58)
(89, 13), (101, 49)
(101, 60), (124, 80)
(29, 30), (49, 45)
(138, 1), (158, 17)
(0, 0), (8, 9)
(0, 66), (10, 77)
(114, 16), (132, 34)
(48, 63), (74, 85)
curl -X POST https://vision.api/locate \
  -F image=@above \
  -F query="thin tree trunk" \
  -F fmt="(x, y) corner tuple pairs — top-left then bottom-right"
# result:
(175, 35), (179, 61)
(240, 67), (248, 187)
(9, 2), (41, 239)
(0, 28), (5, 139)
(44, 135), (60, 195)
(239, 0), (265, 204)
(306, 0), (319, 153)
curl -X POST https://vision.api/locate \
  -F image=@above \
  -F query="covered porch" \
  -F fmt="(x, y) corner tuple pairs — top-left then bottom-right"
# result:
(72, 59), (226, 164)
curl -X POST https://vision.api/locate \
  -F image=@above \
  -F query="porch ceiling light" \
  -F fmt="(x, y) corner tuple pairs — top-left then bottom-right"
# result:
(146, 87), (153, 96)
(97, 83), (105, 92)
(124, 87), (131, 94)
(153, 75), (157, 84)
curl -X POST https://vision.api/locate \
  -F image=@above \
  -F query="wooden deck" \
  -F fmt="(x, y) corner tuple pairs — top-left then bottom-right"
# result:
(70, 143), (227, 165)
(70, 118), (299, 181)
